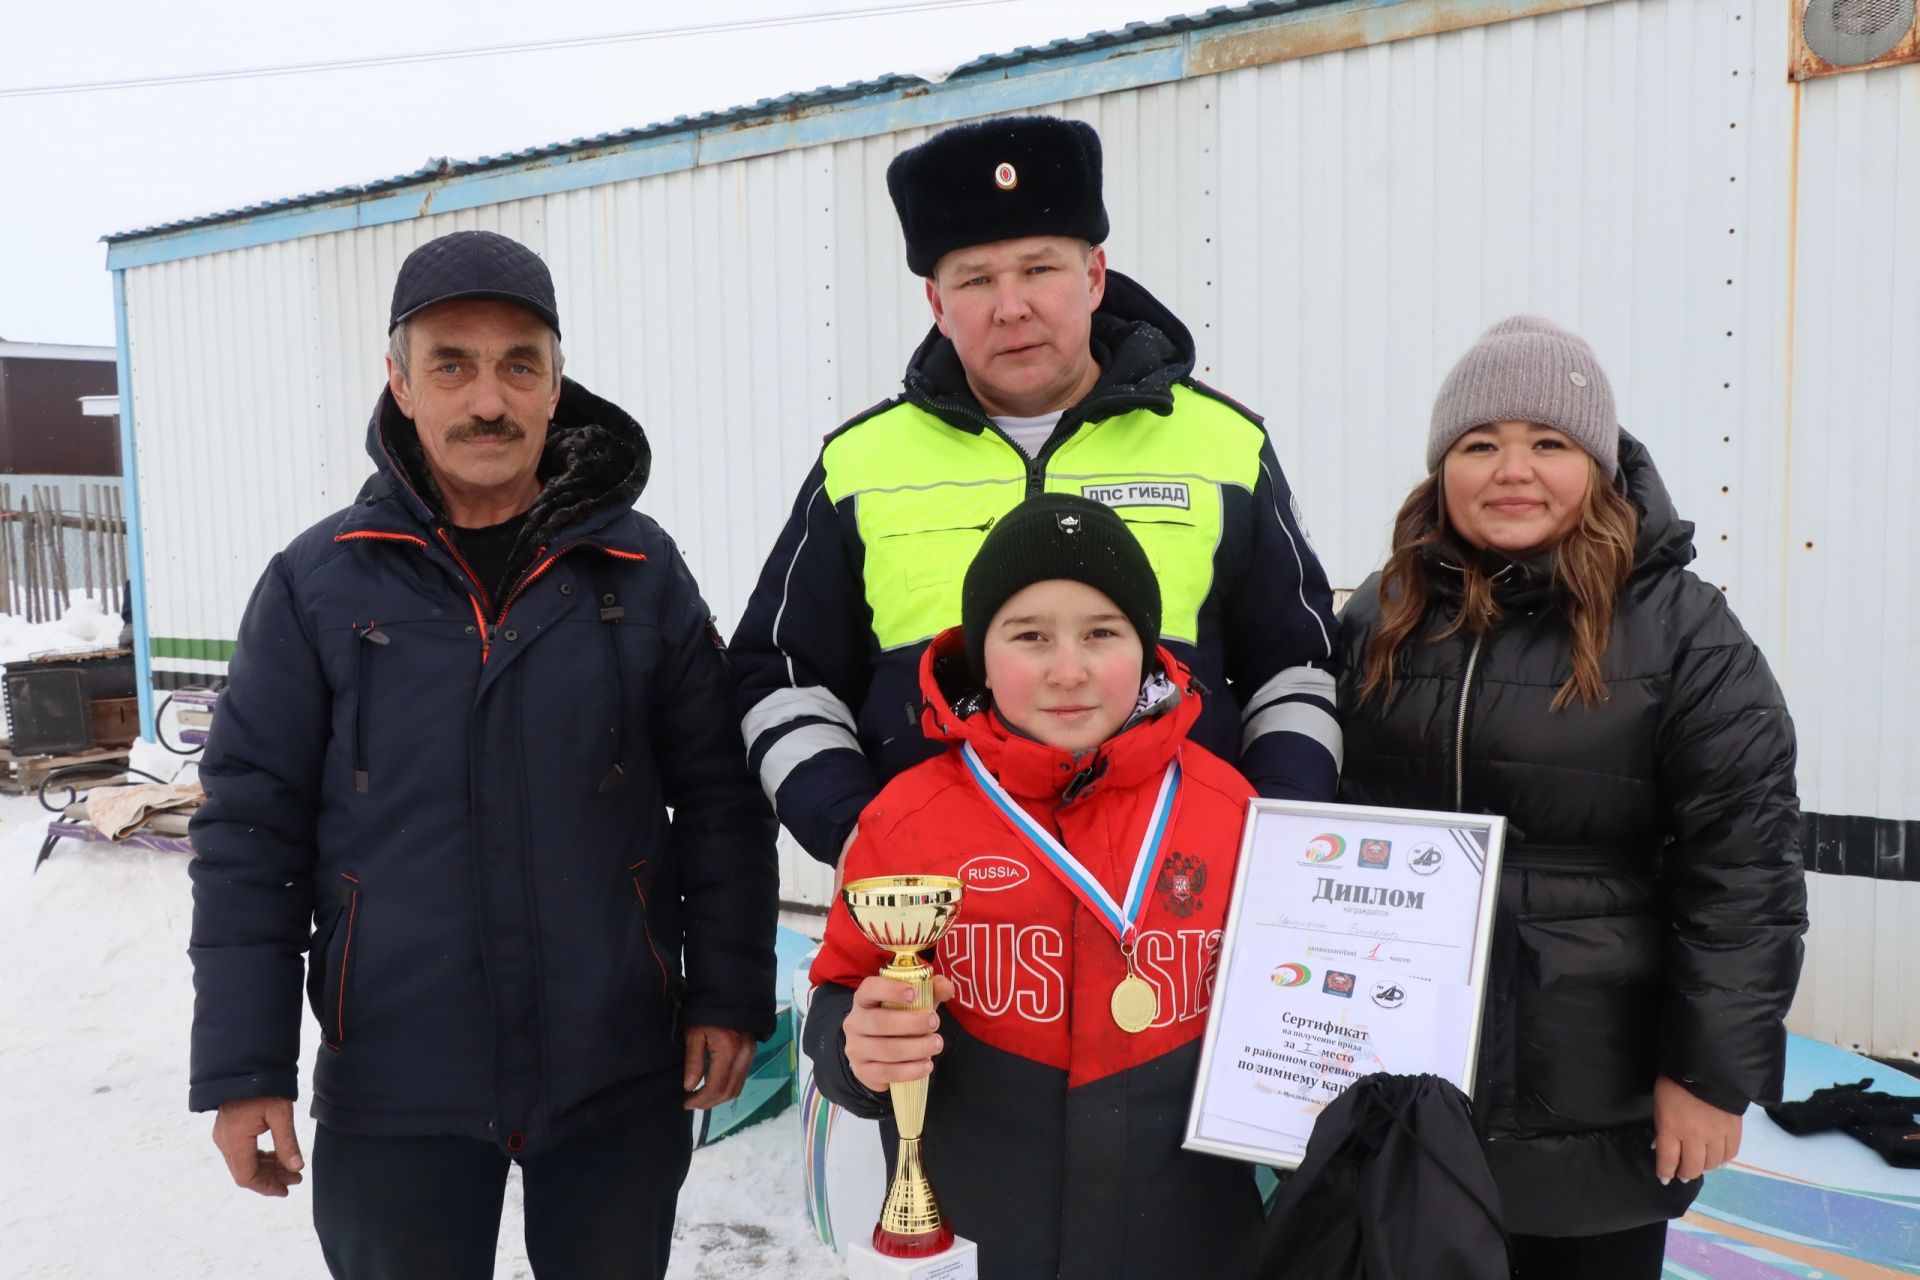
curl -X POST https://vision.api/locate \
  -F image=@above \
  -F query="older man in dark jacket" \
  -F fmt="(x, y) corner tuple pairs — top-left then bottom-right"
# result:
(187, 230), (778, 1280)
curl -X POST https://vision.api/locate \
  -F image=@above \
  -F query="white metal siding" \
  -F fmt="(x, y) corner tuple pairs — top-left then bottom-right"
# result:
(121, 0), (1918, 1049)
(1779, 58), (1920, 1059)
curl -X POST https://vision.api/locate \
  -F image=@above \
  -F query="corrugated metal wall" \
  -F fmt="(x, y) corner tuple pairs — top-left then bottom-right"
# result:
(1778, 54), (1920, 1060)
(120, 0), (1920, 1049)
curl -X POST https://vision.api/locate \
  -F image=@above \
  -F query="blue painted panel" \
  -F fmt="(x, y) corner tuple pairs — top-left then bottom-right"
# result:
(112, 270), (156, 741)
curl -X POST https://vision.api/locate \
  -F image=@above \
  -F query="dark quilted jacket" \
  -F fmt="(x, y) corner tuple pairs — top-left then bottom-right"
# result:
(188, 379), (778, 1156)
(1335, 432), (1807, 1236)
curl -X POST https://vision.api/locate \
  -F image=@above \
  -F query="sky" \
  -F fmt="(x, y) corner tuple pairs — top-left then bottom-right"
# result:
(1, 0), (1176, 347)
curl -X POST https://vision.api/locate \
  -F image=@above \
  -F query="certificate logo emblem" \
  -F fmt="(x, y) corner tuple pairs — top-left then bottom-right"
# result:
(1323, 970), (1355, 997)
(1371, 980), (1406, 1009)
(1358, 838), (1392, 869)
(1271, 962), (1311, 987)
(1409, 843), (1444, 876)
(1302, 833), (1346, 864)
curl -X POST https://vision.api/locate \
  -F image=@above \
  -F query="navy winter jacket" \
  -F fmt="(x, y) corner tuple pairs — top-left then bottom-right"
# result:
(188, 378), (778, 1156)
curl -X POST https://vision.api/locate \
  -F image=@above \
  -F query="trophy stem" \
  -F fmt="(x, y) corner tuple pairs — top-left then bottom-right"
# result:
(881, 954), (932, 1140)
(873, 953), (953, 1258)
(842, 876), (965, 1264)
(873, 1137), (954, 1258)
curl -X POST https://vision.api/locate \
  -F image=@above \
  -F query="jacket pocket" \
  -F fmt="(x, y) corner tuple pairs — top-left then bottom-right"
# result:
(1511, 911), (1663, 1132)
(1115, 513), (1216, 645)
(308, 872), (362, 1050)
(862, 518), (999, 649)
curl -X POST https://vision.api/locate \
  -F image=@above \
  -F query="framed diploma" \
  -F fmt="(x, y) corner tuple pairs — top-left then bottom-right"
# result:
(1183, 799), (1506, 1169)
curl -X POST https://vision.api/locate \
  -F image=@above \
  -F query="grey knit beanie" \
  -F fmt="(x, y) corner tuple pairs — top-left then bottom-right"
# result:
(1428, 315), (1619, 478)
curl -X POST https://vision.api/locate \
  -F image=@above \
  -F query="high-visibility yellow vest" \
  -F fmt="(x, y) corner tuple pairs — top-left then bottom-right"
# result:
(822, 384), (1264, 649)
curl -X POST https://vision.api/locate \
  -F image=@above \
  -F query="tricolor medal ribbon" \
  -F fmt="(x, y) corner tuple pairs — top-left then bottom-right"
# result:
(959, 742), (1181, 1033)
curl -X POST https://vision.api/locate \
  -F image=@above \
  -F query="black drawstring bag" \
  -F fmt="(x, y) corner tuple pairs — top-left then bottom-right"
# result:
(1253, 1073), (1509, 1280)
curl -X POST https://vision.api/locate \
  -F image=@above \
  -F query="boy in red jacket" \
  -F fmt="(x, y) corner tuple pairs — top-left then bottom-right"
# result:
(805, 493), (1265, 1279)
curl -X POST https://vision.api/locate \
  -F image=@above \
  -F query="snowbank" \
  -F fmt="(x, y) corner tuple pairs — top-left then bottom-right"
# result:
(0, 593), (126, 666)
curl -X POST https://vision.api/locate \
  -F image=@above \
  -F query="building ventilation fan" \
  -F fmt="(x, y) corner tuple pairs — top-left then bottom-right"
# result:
(1793, 0), (1920, 79)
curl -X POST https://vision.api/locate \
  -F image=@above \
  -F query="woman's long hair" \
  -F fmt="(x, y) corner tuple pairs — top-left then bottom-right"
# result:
(1359, 463), (1640, 712)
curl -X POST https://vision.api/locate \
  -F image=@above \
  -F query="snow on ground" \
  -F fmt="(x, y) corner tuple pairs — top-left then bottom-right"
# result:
(0, 784), (842, 1279)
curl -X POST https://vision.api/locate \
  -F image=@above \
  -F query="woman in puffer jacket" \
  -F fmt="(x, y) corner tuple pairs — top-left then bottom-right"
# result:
(1335, 316), (1808, 1279)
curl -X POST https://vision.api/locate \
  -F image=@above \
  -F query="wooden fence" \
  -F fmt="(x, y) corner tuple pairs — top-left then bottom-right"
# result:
(0, 482), (128, 623)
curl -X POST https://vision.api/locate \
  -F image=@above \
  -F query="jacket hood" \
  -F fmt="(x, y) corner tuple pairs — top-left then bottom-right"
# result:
(915, 625), (1202, 803)
(900, 269), (1196, 427)
(1423, 427), (1696, 610)
(362, 376), (652, 557)
(1617, 429), (1695, 574)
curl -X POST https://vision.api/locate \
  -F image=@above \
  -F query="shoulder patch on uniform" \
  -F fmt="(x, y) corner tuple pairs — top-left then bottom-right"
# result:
(1182, 377), (1265, 426)
(822, 395), (907, 445)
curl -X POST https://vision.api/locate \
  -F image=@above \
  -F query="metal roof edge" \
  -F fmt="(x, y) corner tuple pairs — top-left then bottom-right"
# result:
(103, 0), (1601, 268)
(0, 341), (119, 361)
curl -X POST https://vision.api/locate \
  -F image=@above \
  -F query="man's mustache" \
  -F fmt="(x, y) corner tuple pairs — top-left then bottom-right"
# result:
(445, 417), (527, 443)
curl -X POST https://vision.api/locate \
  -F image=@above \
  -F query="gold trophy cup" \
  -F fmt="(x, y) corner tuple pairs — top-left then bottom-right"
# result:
(842, 874), (965, 1260)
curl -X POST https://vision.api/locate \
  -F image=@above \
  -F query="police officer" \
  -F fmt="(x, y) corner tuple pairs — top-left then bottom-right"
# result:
(733, 115), (1341, 869)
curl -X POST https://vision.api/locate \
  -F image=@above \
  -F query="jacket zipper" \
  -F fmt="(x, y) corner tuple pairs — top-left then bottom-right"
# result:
(908, 372), (1161, 498)
(1453, 634), (1485, 811)
(913, 386), (1048, 494)
(878, 521), (994, 539)
(352, 623), (389, 792)
(434, 527), (496, 617)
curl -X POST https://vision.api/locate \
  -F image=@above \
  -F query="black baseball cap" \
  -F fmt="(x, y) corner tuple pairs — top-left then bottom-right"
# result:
(388, 230), (562, 338)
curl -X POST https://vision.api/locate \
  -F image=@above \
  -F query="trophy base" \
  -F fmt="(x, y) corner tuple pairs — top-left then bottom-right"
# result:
(845, 1233), (978, 1280)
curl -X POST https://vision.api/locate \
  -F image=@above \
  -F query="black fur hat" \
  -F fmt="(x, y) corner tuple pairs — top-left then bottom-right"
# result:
(887, 116), (1109, 277)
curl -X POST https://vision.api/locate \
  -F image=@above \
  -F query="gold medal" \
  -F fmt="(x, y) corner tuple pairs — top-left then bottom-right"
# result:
(1111, 973), (1158, 1033)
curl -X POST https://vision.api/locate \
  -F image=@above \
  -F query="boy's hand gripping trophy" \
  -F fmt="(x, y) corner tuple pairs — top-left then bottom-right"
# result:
(841, 875), (966, 1263)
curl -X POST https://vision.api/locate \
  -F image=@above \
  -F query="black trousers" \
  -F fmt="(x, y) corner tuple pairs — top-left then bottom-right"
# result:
(1508, 1222), (1668, 1280)
(312, 1099), (694, 1280)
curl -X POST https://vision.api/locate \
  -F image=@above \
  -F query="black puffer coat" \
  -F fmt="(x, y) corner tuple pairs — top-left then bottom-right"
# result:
(1335, 432), (1807, 1237)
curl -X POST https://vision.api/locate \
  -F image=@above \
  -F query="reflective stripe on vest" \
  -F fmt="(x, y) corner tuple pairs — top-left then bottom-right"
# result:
(823, 385), (1264, 649)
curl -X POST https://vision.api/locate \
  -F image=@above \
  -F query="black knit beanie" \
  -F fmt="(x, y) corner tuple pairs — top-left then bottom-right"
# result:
(961, 494), (1161, 682)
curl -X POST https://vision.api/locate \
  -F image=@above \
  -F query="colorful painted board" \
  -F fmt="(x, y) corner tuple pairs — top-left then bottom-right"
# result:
(1663, 1034), (1920, 1278)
